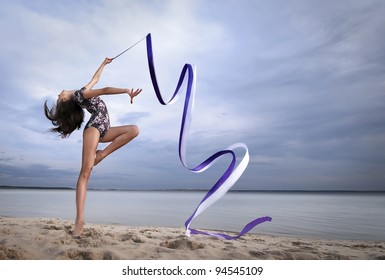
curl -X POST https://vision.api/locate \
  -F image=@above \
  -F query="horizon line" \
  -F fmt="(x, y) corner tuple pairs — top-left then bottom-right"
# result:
(1, 185), (384, 193)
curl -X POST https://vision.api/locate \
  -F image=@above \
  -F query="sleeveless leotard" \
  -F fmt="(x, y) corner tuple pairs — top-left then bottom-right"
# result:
(72, 87), (110, 139)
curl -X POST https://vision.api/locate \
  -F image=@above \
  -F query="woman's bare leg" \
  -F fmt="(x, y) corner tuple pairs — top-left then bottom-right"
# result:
(73, 127), (100, 236)
(94, 125), (139, 166)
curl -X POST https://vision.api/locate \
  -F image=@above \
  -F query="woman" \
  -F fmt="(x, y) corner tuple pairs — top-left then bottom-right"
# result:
(44, 57), (142, 236)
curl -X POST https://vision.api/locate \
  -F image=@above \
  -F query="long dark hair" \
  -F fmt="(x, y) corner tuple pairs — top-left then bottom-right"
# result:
(44, 99), (84, 138)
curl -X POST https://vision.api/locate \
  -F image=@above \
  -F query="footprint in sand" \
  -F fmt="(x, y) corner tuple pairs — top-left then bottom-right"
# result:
(120, 233), (144, 243)
(160, 239), (205, 250)
(0, 245), (24, 260)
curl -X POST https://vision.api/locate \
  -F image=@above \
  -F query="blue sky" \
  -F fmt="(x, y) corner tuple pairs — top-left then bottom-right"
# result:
(0, 0), (384, 191)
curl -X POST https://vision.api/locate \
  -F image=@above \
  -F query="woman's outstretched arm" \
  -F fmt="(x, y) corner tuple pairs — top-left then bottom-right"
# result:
(83, 87), (142, 103)
(84, 58), (113, 90)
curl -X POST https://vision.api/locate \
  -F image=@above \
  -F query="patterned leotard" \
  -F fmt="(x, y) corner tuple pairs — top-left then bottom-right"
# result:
(72, 87), (110, 139)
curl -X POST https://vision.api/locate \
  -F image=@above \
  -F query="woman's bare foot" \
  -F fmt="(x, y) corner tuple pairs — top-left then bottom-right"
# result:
(94, 150), (104, 166)
(72, 220), (84, 236)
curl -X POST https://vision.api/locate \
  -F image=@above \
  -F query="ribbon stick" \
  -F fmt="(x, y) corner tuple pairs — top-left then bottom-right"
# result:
(144, 33), (272, 239)
(112, 35), (147, 60)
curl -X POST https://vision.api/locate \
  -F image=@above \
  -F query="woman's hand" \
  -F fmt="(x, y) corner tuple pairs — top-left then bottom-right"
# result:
(103, 57), (113, 65)
(127, 88), (142, 104)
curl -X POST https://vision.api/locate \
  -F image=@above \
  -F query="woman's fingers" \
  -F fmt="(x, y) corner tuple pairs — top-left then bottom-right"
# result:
(129, 88), (142, 104)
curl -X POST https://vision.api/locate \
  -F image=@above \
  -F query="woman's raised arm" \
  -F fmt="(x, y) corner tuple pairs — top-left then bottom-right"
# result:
(84, 58), (113, 90)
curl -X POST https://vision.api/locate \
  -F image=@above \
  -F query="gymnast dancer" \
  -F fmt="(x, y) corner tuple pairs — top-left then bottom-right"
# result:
(44, 57), (142, 236)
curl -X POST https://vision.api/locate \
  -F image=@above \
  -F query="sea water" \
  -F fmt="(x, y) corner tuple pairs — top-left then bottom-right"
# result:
(0, 189), (384, 241)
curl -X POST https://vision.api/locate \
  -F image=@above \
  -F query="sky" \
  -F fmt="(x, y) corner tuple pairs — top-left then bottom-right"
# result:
(0, 0), (384, 191)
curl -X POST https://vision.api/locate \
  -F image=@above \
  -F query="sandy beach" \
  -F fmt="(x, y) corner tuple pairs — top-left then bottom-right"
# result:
(0, 216), (384, 260)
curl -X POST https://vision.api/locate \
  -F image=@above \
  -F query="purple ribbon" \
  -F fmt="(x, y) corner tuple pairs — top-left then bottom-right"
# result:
(145, 33), (272, 239)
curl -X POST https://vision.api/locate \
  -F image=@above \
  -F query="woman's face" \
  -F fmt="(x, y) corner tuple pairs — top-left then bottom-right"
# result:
(57, 90), (73, 102)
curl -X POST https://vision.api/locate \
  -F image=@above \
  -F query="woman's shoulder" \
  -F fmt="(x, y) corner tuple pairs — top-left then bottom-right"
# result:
(73, 88), (86, 103)
(73, 87), (101, 105)
(75, 87), (86, 94)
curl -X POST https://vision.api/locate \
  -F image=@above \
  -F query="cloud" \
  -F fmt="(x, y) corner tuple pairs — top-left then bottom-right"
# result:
(0, 162), (77, 187)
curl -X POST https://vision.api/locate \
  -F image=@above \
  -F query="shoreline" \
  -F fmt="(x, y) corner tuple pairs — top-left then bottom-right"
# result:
(1, 217), (384, 260)
(2, 186), (385, 193)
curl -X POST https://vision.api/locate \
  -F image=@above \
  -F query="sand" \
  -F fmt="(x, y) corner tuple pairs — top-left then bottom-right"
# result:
(0, 216), (384, 260)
